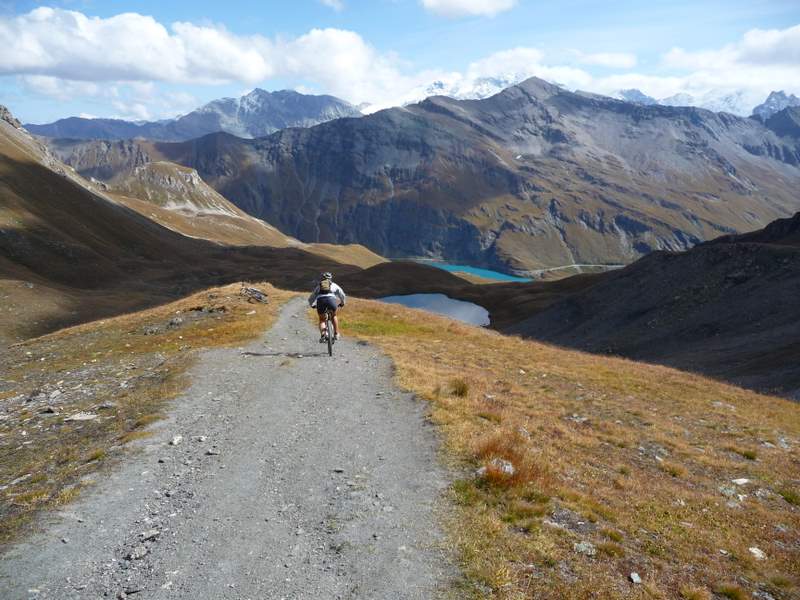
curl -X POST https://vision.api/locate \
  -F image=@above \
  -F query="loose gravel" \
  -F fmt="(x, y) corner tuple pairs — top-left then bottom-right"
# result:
(0, 297), (454, 599)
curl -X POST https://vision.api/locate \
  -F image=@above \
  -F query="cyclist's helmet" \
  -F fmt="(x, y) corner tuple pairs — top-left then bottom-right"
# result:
(321, 272), (333, 280)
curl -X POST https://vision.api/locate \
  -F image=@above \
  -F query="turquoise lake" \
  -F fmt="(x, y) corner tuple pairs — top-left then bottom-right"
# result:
(415, 260), (531, 282)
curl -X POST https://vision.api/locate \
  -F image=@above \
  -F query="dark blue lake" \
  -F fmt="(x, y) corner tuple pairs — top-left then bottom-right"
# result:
(379, 293), (490, 326)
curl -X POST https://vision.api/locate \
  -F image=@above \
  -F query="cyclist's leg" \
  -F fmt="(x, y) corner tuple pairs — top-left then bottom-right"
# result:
(332, 313), (340, 336)
(316, 306), (327, 336)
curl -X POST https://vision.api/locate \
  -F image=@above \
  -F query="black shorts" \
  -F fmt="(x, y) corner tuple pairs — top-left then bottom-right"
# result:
(316, 295), (339, 315)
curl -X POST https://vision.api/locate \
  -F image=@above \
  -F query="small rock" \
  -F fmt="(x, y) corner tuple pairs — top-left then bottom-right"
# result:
(9, 474), (32, 486)
(194, 436), (207, 442)
(170, 435), (183, 446)
(573, 541), (596, 557)
(206, 448), (220, 456)
(65, 412), (98, 422)
(140, 529), (160, 541)
(61, 537), (69, 544)
(732, 478), (750, 486)
(49, 390), (62, 400)
(126, 544), (148, 561)
(167, 317), (184, 328)
(97, 402), (116, 410)
(476, 458), (515, 478)
(629, 572), (642, 584)
(749, 546), (766, 560)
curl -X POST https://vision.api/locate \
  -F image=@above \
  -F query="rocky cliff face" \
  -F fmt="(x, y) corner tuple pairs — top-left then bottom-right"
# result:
(49, 78), (800, 273)
(25, 90), (361, 142)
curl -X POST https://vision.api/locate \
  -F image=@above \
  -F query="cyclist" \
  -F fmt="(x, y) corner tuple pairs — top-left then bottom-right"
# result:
(308, 272), (346, 342)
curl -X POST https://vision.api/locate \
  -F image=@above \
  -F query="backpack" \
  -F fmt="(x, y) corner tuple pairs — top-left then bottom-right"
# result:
(319, 279), (332, 294)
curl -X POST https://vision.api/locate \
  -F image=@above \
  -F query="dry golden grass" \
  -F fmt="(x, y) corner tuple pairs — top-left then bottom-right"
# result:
(0, 282), (295, 545)
(344, 298), (800, 599)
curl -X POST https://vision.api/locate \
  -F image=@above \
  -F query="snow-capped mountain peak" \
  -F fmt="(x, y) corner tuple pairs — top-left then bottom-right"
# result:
(752, 90), (800, 120)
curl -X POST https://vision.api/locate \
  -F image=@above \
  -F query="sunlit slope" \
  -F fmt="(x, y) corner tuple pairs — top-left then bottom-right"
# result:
(0, 115), (357, 342)
(346, 298), (800, 599)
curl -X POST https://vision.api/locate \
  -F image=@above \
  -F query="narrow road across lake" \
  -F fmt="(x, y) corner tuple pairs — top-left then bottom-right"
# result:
(0, 297), (454, 599)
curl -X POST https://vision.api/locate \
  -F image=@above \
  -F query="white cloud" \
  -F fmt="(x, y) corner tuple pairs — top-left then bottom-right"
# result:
(0, 8), (439, 109)
(4, 8), (799, 119)
(20, 75), (100, 100)
(573, 51), (637, 70)
(320, 0), (345, 11)
(0, 7), (272, 84)
(420, 0), (517, 18)
(461, 47), (593, 91)
(653, 24), (800, 109)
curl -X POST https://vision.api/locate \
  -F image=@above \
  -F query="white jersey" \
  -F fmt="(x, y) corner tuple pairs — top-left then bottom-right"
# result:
(308, 281), (346, 307)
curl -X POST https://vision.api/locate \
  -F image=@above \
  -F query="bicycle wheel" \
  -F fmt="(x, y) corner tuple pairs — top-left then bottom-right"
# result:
(326, 312), (333, 357)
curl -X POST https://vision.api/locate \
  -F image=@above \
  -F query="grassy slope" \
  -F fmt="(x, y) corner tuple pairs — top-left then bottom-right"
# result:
(0, 283), (295, 544)
(343, 299), (800, 599)
(0, 120), (361, 343)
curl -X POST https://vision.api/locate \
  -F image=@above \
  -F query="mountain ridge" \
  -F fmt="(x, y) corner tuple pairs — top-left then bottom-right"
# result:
(24, 89), (362, 142)
(48, 77), (800, 274)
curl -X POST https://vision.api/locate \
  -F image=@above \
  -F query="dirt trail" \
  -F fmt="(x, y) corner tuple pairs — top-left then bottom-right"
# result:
(0, 297), (454, 599)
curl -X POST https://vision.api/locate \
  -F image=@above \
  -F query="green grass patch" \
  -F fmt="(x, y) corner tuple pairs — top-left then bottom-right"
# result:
(451, 378), (470, 398)
(715, 583), (748, 600)
(778, 488), (800, 506)
(346, 317), (434, 338)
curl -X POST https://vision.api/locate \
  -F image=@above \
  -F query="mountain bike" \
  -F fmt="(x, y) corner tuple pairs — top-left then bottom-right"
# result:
(323, 308), (336, 357)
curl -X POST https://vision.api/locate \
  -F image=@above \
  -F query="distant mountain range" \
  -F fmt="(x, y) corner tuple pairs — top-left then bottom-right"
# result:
(48, 77), (800, 274)
(416, 73), (792, 118)
(615, 88), (800, 120)
(24, 89), (362, 141)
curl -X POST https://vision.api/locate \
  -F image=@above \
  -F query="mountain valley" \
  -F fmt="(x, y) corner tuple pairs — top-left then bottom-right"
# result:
(48, 78), (800, 275)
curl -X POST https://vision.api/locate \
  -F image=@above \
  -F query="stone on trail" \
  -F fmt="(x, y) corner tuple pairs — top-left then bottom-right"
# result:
(126, 544), (148, 561)
(170, 435), (183, 446)
(749, 547), (766, 560)
(140, 529), (160, 541)
(206, 448), (221, 456)
(629, 572), (642, 584)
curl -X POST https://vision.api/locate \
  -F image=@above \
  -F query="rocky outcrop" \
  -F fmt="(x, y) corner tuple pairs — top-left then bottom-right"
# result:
(0, 105), (22, 129)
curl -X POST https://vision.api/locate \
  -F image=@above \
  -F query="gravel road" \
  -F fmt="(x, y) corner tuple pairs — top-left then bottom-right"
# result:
(0, 297), (454, 599)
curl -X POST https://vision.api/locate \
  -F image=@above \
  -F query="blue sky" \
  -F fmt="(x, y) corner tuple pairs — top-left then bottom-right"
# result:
(1, 0), (799, 122)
